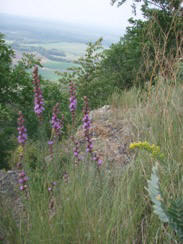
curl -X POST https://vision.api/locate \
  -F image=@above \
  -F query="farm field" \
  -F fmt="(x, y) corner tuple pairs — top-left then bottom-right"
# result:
(11, 41), (86, 81)
(23, 42), (86, 58)
(0, 13), (121, 81)
(9, 41), (85, 81)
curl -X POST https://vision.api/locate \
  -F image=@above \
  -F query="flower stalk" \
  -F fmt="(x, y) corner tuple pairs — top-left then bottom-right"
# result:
(83, 96), (102, 167)
(33, 66), (45, 120)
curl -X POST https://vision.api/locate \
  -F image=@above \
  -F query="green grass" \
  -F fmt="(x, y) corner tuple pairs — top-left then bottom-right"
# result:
(1, 76), (183, 243)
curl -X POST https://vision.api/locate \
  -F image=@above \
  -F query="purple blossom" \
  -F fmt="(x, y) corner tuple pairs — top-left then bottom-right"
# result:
(83, 96), (93, 154)
(82, 96), (102, 167)
(51, 103), (63, 136)
(93, 154), (102, 167)
(69, 96), (77, 112)
(71, 136), (80, 162)
(69, 81), (77, 125)
(33, 66), (45, 119)
(17, 111), (27, 145)
(48, 140), (54, 145)
(18, 170), (28, 191)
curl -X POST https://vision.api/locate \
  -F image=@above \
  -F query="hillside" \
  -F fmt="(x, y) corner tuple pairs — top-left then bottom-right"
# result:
(0, 0), (183, 242)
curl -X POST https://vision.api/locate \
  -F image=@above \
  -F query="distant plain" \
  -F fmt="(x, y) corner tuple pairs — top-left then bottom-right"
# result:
(0, 13), (121, 81)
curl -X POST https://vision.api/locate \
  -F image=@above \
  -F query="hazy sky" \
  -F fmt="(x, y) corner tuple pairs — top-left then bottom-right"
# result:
(0, 0), (141, 32)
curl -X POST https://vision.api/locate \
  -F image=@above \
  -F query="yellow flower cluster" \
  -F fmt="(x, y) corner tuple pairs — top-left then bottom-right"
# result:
(129, 141), (164, 159)
(17, 145), (24, 155)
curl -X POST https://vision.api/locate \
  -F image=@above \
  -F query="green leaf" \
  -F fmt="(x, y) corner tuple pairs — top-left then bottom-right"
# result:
(147, 163), (169, 223)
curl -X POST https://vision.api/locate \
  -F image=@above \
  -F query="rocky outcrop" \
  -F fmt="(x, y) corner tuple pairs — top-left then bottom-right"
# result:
(0, 170), (23, 243)
(76, 105), (134, 166)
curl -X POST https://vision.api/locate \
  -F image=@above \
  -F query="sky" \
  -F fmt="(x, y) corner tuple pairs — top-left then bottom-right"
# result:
(0, 0), (142, 33)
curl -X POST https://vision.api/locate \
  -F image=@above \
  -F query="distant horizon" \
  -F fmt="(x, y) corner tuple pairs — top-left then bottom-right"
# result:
(0, 12), (124, 45)
(1, 0), (142, 36)
(0, 12), (127, 45)
(0, 12), (125, 36)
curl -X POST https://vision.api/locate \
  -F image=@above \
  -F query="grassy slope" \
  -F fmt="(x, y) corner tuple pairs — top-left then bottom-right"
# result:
(1, 76), (183, 243)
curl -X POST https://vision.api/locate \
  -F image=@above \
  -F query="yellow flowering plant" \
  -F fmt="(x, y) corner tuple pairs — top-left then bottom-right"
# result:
(129, 141), (164, 159)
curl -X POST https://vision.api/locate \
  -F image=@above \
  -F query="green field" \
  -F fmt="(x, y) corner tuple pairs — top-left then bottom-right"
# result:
(39, 68), (60, 81)
(44, 60), (76, 70)
(39, 60), (78, 81)
(14, 41), (86, 80)
(10, 41), (85, 81)
(22, 42), (86, 61)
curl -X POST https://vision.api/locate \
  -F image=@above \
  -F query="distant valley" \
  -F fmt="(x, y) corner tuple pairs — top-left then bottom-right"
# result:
(0, 13), (123, 81)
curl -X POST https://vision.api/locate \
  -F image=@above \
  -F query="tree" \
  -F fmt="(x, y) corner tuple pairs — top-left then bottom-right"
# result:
(111, 0), (183, 15)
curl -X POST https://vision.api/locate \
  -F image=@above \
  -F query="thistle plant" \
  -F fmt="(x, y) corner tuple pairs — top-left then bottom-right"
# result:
(33, 66), (45, 120)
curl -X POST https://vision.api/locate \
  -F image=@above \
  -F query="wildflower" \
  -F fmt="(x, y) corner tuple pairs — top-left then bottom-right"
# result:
(18, 170), (28, 191)
(33, 66), (44, 119)
(17, 145), (24, 154)
(83, 96), (92, 153)
(17, 111), (27, 145)
(129, 141), (164, 159)
(93, 153), (102, 167)
(51, 103), (63, 137)
(71, 136), (80, 162)
(82, 96), (102, 166)
(69, 81), (77, 125)
(48, 187), (52, 192)
(48, 140), (54, 145)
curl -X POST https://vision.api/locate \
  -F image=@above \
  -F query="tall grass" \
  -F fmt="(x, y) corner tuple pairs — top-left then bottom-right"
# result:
(0, 12), (182, 241)
(1, 71), (183, 243)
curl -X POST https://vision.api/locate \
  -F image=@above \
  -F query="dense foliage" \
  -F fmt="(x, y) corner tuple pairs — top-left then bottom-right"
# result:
(0, 35), (71, 168)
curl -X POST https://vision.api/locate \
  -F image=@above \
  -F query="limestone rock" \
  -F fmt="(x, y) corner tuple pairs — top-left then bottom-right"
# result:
(76, 105), (135, 166)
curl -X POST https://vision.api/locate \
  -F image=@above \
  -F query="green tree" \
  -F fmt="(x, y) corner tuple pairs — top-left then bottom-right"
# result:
(0, 34), (70, 169)
(58, 38), (114, 110)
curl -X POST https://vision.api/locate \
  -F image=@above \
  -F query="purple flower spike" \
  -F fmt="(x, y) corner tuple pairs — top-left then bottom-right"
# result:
(69, 81), (77, 126)
(83, 96), (93, 155)
(82, 97), (102, 168)
(17, 111), (27, 145)
(18, 170), (28, 191)
(33, 66), (45, 120)
(51, 103), (63, 137)
(71, 136), (80, 162)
